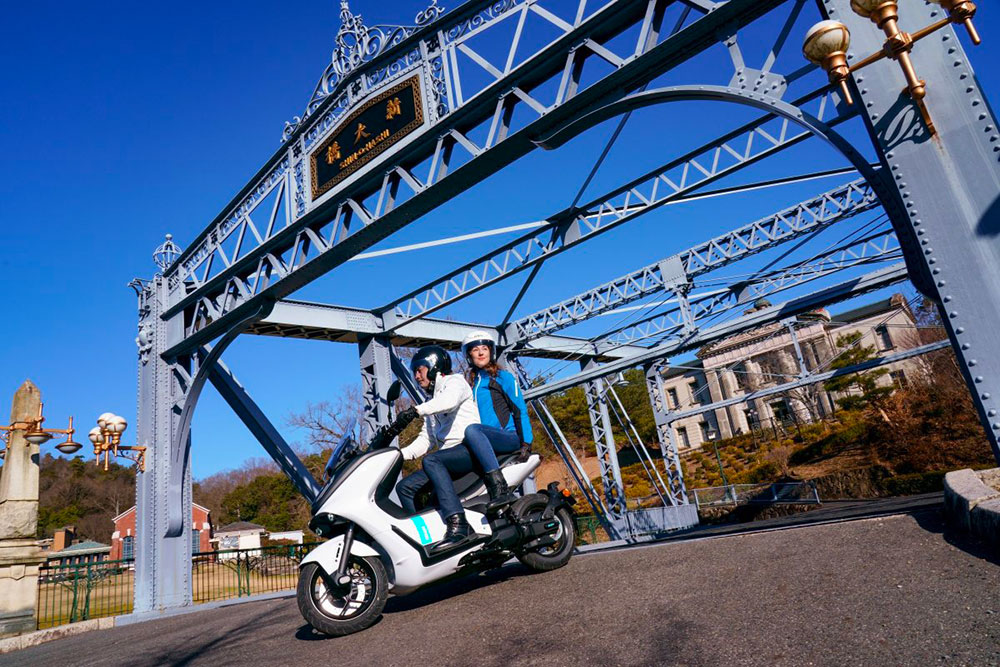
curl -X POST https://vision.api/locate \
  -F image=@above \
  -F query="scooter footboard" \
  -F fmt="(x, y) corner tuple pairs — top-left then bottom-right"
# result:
(301, 533), (381, 575)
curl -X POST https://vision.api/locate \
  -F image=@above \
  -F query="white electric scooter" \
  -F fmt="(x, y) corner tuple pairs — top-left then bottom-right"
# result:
(296, 384), (577, 637)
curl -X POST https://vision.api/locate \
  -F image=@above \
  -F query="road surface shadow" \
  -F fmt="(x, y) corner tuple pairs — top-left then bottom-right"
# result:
(293, 562), (535, 642)
(911, 508), (1000, 566)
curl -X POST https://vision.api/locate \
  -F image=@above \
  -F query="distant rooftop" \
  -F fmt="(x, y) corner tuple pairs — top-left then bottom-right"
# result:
(216, 521), (267, 533)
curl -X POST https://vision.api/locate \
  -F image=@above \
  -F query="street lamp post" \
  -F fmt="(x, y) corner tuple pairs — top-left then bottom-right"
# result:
(0, 403), (81, 459)
(706, 428), (730, 490)
(88, 413), (146, 472)
(803, 0), (982, 131)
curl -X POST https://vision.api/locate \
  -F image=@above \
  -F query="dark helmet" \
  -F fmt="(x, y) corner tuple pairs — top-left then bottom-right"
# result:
(410, 345), (452, 382)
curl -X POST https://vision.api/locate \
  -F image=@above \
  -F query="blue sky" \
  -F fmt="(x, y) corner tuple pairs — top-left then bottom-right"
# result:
(2, 1), (998, 480)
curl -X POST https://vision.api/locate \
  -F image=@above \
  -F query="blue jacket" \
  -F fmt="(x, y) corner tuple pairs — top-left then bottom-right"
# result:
(471, 369), (533, 444)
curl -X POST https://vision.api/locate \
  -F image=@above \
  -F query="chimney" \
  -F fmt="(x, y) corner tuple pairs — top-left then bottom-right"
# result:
(53, 526), (76, 552)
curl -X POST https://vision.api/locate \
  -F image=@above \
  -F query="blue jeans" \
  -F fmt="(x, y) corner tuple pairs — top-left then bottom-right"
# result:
(395, 426), (522, 518)
(464, 423), (522, 471)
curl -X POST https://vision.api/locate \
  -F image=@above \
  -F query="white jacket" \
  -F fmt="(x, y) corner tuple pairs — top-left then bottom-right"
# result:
(399, 374), (481, 461)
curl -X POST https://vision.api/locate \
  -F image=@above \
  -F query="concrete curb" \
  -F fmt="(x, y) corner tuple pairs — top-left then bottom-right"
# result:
(943, 468), (1000, 549)
(0, 616), (116, 655)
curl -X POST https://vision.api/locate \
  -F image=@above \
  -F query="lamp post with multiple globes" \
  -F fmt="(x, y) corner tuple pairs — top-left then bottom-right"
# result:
(88, 413), (146, 472)
(802, 0), (981, 129)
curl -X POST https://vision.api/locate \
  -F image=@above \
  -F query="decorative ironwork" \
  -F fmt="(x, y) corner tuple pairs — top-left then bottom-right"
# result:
(152, 234), (182, 273)
(283, 0), (444, 141)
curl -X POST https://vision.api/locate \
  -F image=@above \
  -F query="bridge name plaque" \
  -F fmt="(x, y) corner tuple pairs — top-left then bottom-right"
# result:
(310, 75), (424, 200)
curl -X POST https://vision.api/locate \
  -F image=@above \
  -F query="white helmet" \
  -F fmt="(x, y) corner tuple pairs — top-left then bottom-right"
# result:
(461, 330), (497, 363)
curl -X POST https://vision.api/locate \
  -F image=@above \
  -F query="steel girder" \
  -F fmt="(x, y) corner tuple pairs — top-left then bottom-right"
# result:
(580, 358), (628, 517)
(596, 227), (901, 350)
(524, 263), (909, 400)
(160, 0), (793, 358)
(207, 361), (321, 502)
(505, 178), (878, 344)
(665, 340), (951, 423)
(382, 86), (852, 332)
(358, 336), (396, 442)
(133, 277), (193, 613)
(644, 359), (688, 502)
(246, 299), (648, 360)
(822, 0), (1000, 462)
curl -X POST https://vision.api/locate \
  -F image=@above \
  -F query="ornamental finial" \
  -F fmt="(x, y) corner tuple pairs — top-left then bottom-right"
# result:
(153, 234), (182, 272)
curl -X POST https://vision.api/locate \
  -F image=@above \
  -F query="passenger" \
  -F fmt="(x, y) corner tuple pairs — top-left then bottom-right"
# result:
(461, 331), (534, 512)
(394, 345), (486, 551)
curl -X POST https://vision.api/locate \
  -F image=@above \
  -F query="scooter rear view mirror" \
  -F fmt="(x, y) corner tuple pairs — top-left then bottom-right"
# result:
(386, 380), (401, 404)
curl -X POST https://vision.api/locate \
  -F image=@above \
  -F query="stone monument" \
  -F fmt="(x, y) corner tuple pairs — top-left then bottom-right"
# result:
(0, 381), (47, 638)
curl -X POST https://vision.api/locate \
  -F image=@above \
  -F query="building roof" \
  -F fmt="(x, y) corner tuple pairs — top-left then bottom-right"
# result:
(216, 521), (267, 533)
(49, 540), (111, 557)
(828, 294), (910, 325)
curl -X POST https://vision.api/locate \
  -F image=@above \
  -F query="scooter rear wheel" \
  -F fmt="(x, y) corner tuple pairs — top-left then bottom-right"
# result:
(297, 556), (388, 636)
(513, 494), (575, 572)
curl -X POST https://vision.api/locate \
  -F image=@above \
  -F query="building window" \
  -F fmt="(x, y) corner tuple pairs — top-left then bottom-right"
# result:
(699, 422), (710, 442)
(122, 536), (134, 561)
(688, 381), (703, 405)
(677, 426), (690, 448)
(876, 324), (893, 350)
(667, 388), (679, 409)
(192, 529), (201, 555)
(770, 400), (791, 423)
(890, 369), (907, 389)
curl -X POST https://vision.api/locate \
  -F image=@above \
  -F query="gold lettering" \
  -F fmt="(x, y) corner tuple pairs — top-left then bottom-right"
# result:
(325, 141), (341, 164)
(386, 97), (402, 120)
(354, 122), (370, 144)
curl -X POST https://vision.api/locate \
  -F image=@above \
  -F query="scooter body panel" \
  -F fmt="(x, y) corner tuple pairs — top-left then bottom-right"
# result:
(301, 533), (380, 572)
(308, 448), (543, 593)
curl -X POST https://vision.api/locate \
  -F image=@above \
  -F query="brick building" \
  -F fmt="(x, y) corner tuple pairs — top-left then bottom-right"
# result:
(110, 504), (212, 561)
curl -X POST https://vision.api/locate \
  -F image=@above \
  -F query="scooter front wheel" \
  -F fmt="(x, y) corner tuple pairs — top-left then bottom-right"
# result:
(297, 556), (388, 636)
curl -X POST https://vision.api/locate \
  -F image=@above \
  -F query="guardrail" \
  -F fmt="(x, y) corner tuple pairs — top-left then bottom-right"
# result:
(689, 482), (820, 508)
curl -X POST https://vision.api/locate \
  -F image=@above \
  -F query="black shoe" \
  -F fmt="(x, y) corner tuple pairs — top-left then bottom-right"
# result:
(484, 470), (516, 513)
(430, 513), (474, 553)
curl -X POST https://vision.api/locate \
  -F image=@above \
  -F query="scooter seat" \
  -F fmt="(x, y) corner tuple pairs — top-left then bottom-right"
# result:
(413, 453), (520, 512)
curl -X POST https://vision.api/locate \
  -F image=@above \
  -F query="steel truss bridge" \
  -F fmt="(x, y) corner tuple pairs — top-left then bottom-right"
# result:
(130, 0), (1000, 611)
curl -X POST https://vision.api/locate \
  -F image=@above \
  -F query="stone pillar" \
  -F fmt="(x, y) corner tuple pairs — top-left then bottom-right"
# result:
(705, 370), (733, 438)
(0, 381), (47, 637)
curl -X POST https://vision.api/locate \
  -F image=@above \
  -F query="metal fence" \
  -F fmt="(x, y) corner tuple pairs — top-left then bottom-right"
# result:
(36, 543), (322, 630)
(37, 558), (135, 629)
(689, 482), (820, 508)
(192, 543), (319, 603)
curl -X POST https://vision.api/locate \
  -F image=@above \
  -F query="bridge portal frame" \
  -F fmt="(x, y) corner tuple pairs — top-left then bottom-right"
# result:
(130, 0), (999, 613)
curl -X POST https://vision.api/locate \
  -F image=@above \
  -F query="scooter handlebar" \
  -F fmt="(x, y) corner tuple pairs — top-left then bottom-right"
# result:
(368, 407), (420, 450)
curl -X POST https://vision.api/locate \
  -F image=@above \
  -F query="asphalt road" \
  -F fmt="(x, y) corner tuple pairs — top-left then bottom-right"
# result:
(6, 507), (999, 667)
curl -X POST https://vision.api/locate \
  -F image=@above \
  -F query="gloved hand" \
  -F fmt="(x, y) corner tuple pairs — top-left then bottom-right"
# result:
(393, 406), (419, 430)
(516, 443), (532, 463)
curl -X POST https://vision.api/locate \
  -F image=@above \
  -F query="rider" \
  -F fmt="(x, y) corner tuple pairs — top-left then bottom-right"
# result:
(461, 331), (533, 512)
(393, 345), (494, 551)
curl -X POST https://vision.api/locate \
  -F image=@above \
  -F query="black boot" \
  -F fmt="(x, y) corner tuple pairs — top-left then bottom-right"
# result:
(430, 513), (474, 553)
(484, 470), (516, 513)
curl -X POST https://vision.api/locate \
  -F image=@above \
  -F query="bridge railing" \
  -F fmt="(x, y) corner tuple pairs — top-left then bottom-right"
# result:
(37, 558), (135, 629)
(192, 543), (320, 604)
(689, 482), (820, 509)
(36, 543), (324, 630)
